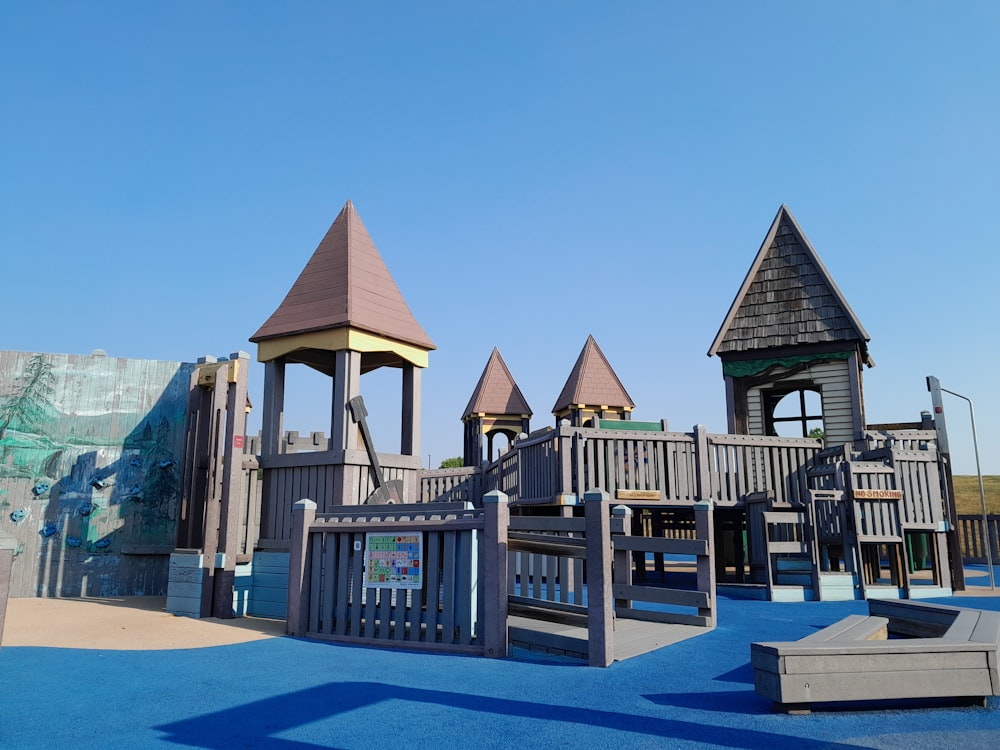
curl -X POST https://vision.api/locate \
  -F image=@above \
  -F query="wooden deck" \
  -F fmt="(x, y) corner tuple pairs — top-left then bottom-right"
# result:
(509, 613), (711, 662)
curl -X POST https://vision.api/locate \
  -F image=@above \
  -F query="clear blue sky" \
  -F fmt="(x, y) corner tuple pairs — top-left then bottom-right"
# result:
(2, 2), (997, 475)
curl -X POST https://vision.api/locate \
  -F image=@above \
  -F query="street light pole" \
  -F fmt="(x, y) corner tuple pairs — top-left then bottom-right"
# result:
(928, 376), (994, 590)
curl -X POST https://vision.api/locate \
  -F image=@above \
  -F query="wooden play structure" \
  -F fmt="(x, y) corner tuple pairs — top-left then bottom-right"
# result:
(15, 197), (944, 671)
(2, 199), (987, 674)
(160, 200), (971, 662)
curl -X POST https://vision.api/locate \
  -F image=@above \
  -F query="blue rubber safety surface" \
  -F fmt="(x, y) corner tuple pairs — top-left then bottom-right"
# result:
(2, 593), (1000, 749)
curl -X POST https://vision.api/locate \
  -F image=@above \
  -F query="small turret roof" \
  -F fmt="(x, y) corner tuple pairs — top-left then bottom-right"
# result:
(552, 335), (634, 413)
(462, 348), (532, 419)
(708, 205), (871, 364)
(250, 200), (435, 351)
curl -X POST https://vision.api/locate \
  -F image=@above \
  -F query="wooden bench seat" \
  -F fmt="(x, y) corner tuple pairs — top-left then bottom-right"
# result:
(751, 601), (1000, 712)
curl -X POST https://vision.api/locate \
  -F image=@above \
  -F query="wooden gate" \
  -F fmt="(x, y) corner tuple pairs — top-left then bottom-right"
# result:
(286, 501), (496, 655)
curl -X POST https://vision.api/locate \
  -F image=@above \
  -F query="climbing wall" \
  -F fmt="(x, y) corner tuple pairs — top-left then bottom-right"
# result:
(0, 350), (196, 598)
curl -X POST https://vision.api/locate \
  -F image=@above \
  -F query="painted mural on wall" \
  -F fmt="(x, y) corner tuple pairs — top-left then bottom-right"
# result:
(0, 350), (195, 598)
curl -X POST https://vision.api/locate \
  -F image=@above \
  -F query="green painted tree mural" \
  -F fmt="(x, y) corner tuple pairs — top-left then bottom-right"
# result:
(143, 416), (180, 516)
(0, 354), (55, 441)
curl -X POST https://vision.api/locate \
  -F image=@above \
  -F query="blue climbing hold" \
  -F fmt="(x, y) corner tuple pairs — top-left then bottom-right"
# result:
(129, 457), (144, 467)
(32, 481), (51, 496)
(158, 459), (175, 469)
(66, 537), (82, 548)
(79, 502), (94, 516)
(10, 509), (27, 523)
(41, 524), (58, 537)
(94, 538), (111, 549)
(90, 477), (108, 490)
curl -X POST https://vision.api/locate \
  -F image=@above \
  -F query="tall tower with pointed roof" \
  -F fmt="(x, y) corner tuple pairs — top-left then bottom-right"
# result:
(553, 335), (634, 426)
(250, 200), (435, 509)
(708, 205), (872, 447)
(461, 348), (532, 465)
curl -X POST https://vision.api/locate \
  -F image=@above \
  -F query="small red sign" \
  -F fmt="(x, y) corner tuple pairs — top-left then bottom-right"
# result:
(233, 435), (245, 448)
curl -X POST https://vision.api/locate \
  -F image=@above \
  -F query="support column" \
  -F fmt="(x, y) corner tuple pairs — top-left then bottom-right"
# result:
(401, 364), (421, 457)
(331, 350), (362, 452)
(260, 358), (286, 457)
(463, 418), (483, 468)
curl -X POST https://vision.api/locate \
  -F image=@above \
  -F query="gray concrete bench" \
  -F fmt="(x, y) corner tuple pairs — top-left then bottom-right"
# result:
(751, 600), (1000, 713)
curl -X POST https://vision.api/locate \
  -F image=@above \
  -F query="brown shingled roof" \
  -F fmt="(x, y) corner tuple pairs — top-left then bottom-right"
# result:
(250, 200), (435, 351)
(552, 335), (635, 413)
(708, 205), (871, 363)
(462, 348), (532, 420)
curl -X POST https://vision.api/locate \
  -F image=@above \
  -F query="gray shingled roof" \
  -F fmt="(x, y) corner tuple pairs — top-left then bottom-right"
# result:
(552, 335), (635, 413)
(708, 205), (871, 363)
(250, 200), (435, 351)
(461, 347), (532, 420)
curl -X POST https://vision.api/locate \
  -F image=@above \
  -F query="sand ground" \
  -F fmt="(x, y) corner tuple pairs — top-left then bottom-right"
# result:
(2, 596), (285, 650)
(3, 566), (997, 652)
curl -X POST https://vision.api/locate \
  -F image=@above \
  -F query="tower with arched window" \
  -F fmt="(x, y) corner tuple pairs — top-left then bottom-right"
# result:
(553, 335), (634, 427)
(461, 348), (532, 465)
(708, 205), (873, 448)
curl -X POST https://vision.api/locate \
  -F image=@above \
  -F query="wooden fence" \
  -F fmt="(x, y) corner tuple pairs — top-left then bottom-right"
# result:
(418, 467), (484, 505)
(254, 428), (423, 549)
(476, 422), (821, 508)
(956, 514), (1000, 564)
(285, 490), (715, 666)
(286, 501), (497, 656)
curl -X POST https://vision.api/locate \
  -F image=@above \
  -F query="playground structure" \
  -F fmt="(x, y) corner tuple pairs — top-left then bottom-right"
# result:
(2, 200), (995, 664)
(235, 202), (963, 623)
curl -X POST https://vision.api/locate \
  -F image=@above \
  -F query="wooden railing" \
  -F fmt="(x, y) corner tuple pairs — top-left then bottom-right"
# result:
(286, 501), (497, 656)
(418, 467), (483, 505)
(258, 448), (422, 547)
(705, 432), (819, 506)
(285, 490), (716, 666)
(471, 423), (821, 508)
(481, 427), (558, 504)
(956, 514), (1000, 564)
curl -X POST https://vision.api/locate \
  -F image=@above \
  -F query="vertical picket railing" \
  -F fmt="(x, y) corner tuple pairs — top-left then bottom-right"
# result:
(480, 428), (558, 505)
(418, 467), (484, 505)
(705, 433), (820, 506)
(287, 501), (491, 655)
(956, 514), (1000, 564)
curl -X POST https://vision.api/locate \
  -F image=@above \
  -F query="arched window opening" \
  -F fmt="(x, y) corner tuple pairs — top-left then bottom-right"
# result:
(765, 387), (824, 439)
(487, 430), (513, 462)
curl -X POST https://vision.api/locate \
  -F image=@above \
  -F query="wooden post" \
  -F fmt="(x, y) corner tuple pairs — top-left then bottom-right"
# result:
(259, 358), (285, 543)
(481, 490), (509, 658)
(287, 499), (317, 636)
(213, 352), (251, 619)
(260, 358), (286, 458)
(556, 420), (574, 496)
(612, 504), (633, 610)
(585, 489), (614, 667)
(693, 424), (713, 504)
(401, 365), (421, 458)
(331, 350), (362, 453)
(694, 500), (717, 627)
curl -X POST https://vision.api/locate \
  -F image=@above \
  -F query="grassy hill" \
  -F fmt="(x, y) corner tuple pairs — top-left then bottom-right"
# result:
(953, 475), (1000, 515)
